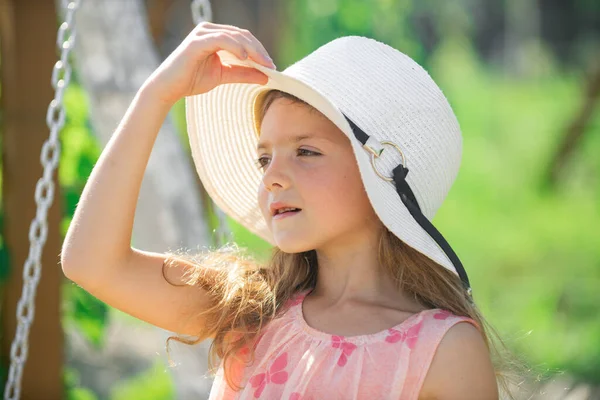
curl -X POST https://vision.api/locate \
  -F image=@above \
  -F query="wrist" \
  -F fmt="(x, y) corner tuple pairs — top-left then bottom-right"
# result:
(137, 82), (177, 113)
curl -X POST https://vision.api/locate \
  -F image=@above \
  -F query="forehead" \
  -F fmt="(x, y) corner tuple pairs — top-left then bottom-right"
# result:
(256, 98), (347, 150)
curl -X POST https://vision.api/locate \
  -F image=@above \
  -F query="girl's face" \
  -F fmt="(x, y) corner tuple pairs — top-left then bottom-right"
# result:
(257, 98), (382, 253)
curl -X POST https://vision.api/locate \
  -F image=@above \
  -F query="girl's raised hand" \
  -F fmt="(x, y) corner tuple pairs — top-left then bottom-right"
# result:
(144, 22), (276, 106)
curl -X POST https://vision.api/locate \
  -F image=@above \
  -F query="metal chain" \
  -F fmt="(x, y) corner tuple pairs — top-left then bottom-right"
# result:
(191, 0), (212, 25)
(190, 0), (232, 247)
(3, 1), (81, 399)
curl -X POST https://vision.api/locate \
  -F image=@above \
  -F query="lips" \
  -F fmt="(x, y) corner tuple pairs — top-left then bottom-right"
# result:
(270, 201), (302, 217)
(273, 209), (301, 220)
(274, 207), (301, 215)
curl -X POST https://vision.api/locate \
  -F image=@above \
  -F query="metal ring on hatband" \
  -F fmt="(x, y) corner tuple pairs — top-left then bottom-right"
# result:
(363, 141), (407, 182)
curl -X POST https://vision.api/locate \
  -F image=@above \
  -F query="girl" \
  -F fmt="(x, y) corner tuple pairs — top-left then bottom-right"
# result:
(62, 22), (514, 399)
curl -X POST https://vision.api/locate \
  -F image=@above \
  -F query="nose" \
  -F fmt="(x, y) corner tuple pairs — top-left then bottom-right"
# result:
(261, 154), (291, 192)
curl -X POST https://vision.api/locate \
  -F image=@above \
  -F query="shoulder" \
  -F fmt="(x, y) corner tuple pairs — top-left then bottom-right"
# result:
(419, 320), (499, 400)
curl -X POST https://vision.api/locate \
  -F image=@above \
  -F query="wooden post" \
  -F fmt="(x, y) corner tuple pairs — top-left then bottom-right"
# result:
(0, 0), (63, 398)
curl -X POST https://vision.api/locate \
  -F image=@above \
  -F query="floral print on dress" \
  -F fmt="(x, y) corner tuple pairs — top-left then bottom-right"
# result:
(385, 319), (423, 349)
(249, 352), (289, 398)
(208, 303), (480, 399)
(331, 336), (357, 366)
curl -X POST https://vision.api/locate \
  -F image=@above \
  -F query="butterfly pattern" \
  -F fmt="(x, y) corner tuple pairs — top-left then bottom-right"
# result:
(233, 304), (463, 398)
(331, 335), (358, 367)
(384, 319), (424, 349)
(249, 352), (289, 398)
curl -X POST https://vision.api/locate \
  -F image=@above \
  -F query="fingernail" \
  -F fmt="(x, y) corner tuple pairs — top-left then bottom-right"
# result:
(265, 57), (276, 69)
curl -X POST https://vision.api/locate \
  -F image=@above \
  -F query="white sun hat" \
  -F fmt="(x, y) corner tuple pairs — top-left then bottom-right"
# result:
(185, 36), (473, 299)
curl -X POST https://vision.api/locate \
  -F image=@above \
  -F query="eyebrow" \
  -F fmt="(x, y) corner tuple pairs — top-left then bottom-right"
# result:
(256, 134), (330, 152)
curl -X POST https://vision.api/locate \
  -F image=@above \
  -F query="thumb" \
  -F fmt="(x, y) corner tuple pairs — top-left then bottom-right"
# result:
(220, 64), (270, 85)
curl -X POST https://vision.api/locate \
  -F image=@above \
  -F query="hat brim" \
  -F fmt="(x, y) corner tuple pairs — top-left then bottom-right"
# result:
(185, 51), (456, 274)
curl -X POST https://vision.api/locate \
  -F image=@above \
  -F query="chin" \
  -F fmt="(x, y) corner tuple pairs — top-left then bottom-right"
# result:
(271, 233), (315, 254)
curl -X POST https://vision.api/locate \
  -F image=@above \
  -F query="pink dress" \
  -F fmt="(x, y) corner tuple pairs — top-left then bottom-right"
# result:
(208, 289), (481, 399)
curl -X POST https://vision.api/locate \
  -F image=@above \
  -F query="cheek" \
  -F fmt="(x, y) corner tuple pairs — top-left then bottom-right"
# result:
(257, 183), (270, 219)
(307, 169), (371, 219)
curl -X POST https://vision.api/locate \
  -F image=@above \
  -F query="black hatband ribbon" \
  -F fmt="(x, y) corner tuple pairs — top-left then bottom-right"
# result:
(343, 114), (472, 297)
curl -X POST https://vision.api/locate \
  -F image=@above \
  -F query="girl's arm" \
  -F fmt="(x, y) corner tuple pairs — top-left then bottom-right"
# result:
(60, 22), (275, 336)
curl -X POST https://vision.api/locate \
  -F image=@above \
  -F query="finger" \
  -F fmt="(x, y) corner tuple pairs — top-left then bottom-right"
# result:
(219, 64), (270, 86)
(197, 24), (275, 69)
(229, 31), (276, 69)
(192, 32), (249, 62)
(210, 25), (272, 62)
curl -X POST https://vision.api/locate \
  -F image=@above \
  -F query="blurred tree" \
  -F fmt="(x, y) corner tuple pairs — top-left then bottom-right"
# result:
(545, 65), (600, 188)
(69, 1), (214, 398)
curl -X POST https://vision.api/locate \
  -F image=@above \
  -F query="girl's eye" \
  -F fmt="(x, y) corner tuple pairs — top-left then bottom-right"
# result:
(254, 157), (269, 170)
(254, 149), (321, 170)
(298, 148), (320, 157)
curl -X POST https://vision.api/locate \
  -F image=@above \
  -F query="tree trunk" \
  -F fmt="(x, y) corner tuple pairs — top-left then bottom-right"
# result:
(544, 66), (600, 188)
(70, 1), (214, 398)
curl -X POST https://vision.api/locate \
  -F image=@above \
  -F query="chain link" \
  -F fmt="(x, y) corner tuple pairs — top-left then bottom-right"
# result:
(190, 0), (232, 247)
(3, 1), (81, 399)
(191, 0), (213, 25)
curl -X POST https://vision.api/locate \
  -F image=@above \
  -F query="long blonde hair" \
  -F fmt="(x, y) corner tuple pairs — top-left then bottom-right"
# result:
(163, 90), (532, 398)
